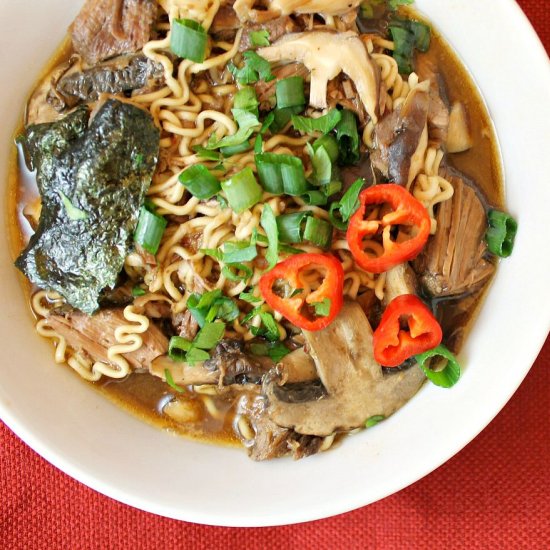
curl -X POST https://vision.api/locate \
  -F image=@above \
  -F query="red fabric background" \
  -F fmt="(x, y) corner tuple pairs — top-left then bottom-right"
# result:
(1, 1), (549, 548)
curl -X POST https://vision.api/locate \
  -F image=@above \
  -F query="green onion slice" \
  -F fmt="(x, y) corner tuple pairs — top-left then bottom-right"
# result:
(335, 110), (360, 165)
(415, 345), (461, 388)
(365, 415), (385, 428)
(132, 285), (146, 297)
(276, 76), (305, 109)
(168, 336), (193, 362)
(164, 368), (186, 392)
(303, 216), (333, 249)
(185, 348), (211, 364)
(222, 263), (253, 282)
(170, 19), (207, 63)
(313, 134), (339, 163)
(292, 109), (342, 134)
(270, 105), (304, 133)
(309, 144), (333, 186)
(193, 321), (225, 350)
(222, 241), (258, 264)
(239, 291), (262, 303)
(260, 204), (279, 270)
(485, 210), (517, 258)
(234, 86), (259, 113)
(179, 165), (221, 199)
(221, 167), (263, 213)
(249, 30), (270, 47)
(249, 340), (290, 362)
(301, 190), (328, 206)
(134, 207), (167, 255)
(329, 202), (348, 231)
(312, 297), (331, 317)
(255, 152), (308, 196)
(276, 211), (312, 243)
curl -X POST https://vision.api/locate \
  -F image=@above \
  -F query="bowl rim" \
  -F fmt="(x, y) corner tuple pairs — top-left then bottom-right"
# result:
(1, 0), (549, 527)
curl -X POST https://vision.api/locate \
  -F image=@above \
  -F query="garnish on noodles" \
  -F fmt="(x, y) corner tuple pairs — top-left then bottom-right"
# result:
(11, 0), (516, 461)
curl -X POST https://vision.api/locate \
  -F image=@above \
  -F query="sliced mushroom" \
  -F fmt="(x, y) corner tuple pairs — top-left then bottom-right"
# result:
(234, 0), (361, 23)
(383, 262), (418, 305)
(279, 347), (318, 383)
(447, 102), (473, 153)
(371, 84), (429, 186)
(264, 302), (425, 436)
(258, 31), (379, 122)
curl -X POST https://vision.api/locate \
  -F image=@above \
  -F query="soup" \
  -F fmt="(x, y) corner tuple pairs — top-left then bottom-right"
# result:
(8, 0), (516, 460)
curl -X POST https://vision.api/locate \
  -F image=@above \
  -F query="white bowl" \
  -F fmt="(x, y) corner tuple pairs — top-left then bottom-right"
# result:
(1, 0), (549, 526)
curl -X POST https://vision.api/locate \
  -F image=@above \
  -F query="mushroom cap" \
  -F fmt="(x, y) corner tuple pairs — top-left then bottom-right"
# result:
(259, 31), (379, 123)
(264, 302), (425, 436)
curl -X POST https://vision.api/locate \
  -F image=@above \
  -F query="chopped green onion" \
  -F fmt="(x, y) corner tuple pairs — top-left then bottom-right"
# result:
(221, 141), (252, 157)
(239, 291), (262, 303)
(222, 240), (258, 264)
(193, 145), (222, 161)
(249, 29), (270, 47)
(335, 110), (360, 165)
(215, 298), (239, 322)
(365, 415), (385, 428)
(255, 153), (308, 196)
(229, 50), (274, 85)
(309, 144), (333, 186)
(291, 109), (342, 134)
(260, 204), (279, 270)
(485, 210), (517, 258)
(207, 109), (261, 150)
(249, 340), (290, 362)
(254, 232), (303, 254)
(270, 105), (304, 133)
(164, 368), (186, 392)
(312, 297), (331, 317)
(415, 345), (461, 388)
(303, 217), (333, 249)
(242, 305), (262, 324)
(134, 206), (167, 255)
(185, 348), (211, 364)
(329, 178), (365, 230)
(259, 311), (280, 341)
(388, 0), (414, 10)
(301, 190), (328, 206)
(170, 19), (207, 63)
(313, 134), (339, 163)
(132, 285), (146, 297)
(193, 321), (225, 350)
(58, 191), (88, 221)
(221, 167), (263, 213)
(168, 336), (193, 362)
(329, 202), (348, 231)
(324, 180), (342, 198)
(389, 17), (431, 74)
(234, 86), (259, 113)
(276, 212), (312, 243)
(179, 165), (221, 199)
(186, 289), (239, 326)
(222, 263), (253, 282)
(276, 76), (305, 109)
(340, 178), (365, 221)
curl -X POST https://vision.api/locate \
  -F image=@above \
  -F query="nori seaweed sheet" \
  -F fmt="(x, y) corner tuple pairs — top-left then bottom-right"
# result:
(15, 99), (159, 314)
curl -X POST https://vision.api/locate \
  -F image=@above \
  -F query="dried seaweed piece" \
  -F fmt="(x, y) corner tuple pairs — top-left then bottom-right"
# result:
(15, 100), (159, 314)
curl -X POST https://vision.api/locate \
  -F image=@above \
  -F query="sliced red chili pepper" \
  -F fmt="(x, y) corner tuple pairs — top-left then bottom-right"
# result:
(373, 294), (442, 367)
(346, 184), (430, 273)
(259, 253), (344, 332)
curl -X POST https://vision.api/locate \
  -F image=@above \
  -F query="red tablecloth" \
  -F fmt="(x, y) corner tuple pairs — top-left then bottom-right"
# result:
(2, 2), (549, 548)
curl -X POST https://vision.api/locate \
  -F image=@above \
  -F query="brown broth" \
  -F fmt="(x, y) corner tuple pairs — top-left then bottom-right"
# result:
(7, 12), (504, 451)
